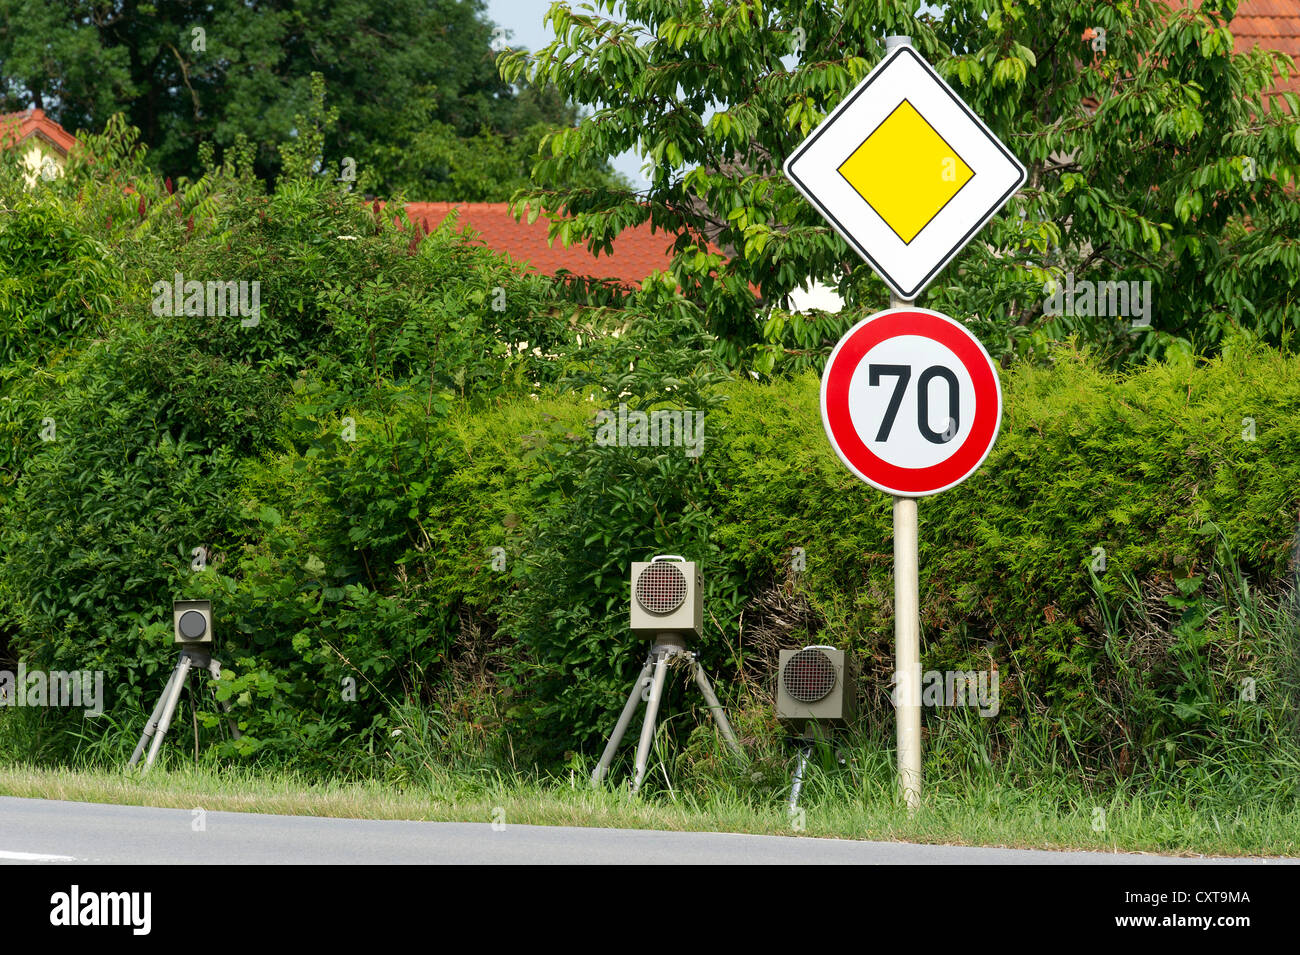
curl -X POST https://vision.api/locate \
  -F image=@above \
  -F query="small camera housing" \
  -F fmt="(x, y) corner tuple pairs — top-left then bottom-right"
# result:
(777, 646), (857, 727)
(630, 556), (702, 638)
(173, 599), (213, 645)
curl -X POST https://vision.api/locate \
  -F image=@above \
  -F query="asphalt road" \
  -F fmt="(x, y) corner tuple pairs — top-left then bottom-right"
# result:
(0, 796), (1291, 864)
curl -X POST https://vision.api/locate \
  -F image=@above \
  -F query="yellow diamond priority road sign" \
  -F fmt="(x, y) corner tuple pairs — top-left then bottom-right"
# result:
(837, 100), (974, 244)
(784, 43), (1026, 300)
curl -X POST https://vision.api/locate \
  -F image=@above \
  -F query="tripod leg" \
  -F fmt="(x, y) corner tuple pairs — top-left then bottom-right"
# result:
(631, 649), (671, 794)
(788, 744), (812, 814)
(127, 662), (185, 769)
(143, 656), (193, 773)
(693, 662), (743, 758)
(217, 697), (242, 741)
(207, 657), (241, 740)
(591, 660), (653, 788)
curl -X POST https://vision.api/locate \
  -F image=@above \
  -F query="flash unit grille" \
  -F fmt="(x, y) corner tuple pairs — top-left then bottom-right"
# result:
(635, 562), (688, 615)
(783, 648), (837, 703)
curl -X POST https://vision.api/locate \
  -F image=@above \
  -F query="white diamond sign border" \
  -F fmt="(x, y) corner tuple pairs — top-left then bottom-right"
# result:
(783, 44), (1027, 300)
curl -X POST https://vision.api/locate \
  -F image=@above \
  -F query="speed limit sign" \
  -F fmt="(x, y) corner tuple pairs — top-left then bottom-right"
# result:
(821, 307), (1002, 497)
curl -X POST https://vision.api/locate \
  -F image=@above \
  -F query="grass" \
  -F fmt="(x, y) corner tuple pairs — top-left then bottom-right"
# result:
(1, 749), (1296, 858)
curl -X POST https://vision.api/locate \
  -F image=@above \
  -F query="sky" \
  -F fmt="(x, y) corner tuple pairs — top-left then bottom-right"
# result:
(485, 0), (652, 189)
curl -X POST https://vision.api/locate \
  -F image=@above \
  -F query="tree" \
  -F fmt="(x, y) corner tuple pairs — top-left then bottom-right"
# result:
(0, 0), (135, 125)
(361, 82), (630, 200)
(0, 0), (614, 197)
(502, 0), (1300, 370)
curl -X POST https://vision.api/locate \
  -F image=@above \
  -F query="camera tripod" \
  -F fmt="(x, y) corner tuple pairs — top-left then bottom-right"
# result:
(785, 729), (853, 813)
(127, 643), (241, 773)
(591, 634), (743, 793)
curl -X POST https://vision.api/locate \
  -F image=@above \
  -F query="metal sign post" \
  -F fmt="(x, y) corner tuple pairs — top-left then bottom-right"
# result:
(888, 293), (922, 811)
(893, 495), (921, 809)
(786, 31), (1024, 810)
(820, 302), (1002, 811)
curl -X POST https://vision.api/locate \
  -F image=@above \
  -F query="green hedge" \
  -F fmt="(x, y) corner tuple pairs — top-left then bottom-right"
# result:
(189, 334), (1300, 775)
(7, 332), (1300, 777)
(3, 132), (1297, 781)
(709, 339), (1300, 775)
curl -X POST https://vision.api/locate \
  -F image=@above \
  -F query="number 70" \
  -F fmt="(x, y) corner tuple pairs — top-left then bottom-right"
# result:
(868, 364), (959, 444)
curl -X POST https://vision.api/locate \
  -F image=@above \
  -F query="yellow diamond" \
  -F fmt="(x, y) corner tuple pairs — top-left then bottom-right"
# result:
(837, 100), (974, 245)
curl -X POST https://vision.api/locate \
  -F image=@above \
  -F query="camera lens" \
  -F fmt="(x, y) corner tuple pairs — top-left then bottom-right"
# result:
(178, 610), (207, 640)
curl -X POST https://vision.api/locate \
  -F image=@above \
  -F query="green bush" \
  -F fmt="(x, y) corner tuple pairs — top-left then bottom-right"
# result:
(184, 384), (594, 769)
(497, 302), (740, 761)
(0, 124), (592, 764)
(709, 336), (1300, 778)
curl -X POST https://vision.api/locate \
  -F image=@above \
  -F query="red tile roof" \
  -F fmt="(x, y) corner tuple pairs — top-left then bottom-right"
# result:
(0, 108), (78, 155)
(405, 201), (710, 288)
(1231, 0), (1300, 99)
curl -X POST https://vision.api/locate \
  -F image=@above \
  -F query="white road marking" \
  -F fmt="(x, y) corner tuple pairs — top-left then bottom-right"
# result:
(0, 849), (77, 861)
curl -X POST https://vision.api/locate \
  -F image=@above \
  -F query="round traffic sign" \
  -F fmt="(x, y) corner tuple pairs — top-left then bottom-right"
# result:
(820, 307), (1001, 497)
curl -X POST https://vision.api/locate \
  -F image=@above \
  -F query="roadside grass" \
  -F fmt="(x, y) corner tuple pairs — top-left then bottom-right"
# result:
(1, 754), (1296, 857)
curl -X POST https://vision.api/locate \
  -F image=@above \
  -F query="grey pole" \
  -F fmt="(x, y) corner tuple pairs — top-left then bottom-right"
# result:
(692, 659), (743, 758)
(143, 654), (193, 772)
(591, 659), (654, 787)
(128, 663), (184, 768)
(788, 743), (813, 814)
(893, 494), (922, 810)
(631, 646), (672, 793)
(890, 279), (923, 811)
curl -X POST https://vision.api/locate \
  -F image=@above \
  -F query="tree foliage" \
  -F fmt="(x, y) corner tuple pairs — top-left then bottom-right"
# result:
(0, 0), (618, 197)
(502, 0), (1300, 369)
(0, 114), (592, 764)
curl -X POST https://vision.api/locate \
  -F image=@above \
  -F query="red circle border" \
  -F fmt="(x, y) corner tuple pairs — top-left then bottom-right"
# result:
(820, 309), (1001, 496)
